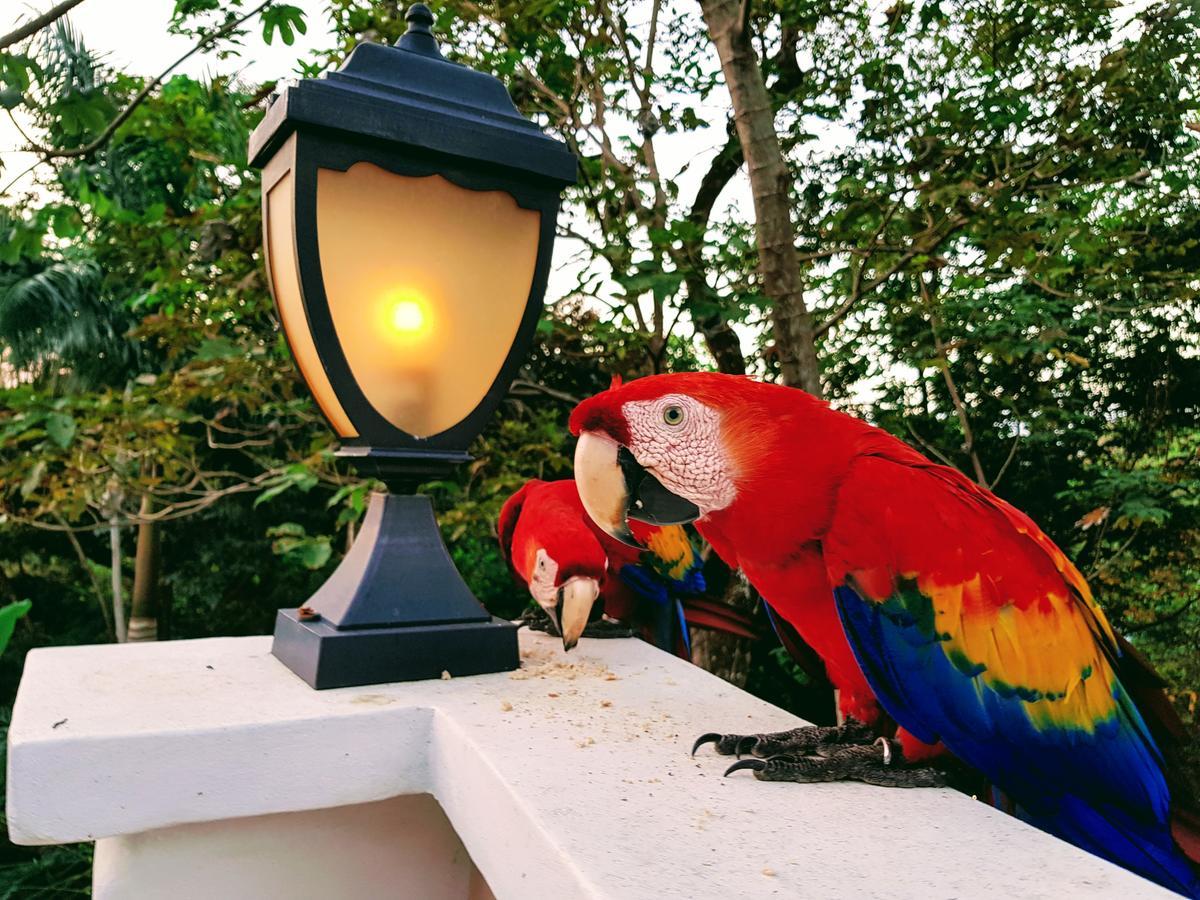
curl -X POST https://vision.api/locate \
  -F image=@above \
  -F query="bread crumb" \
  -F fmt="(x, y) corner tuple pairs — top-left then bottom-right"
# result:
(440, 670), (452, 680)
(762, 869), (776, 877)
(600, 699), (613, 708)
(548, 692), (559, 698)
(577, 736), (595, 748)
(603, 673), (620, 681)
(500, 700), (513, 712)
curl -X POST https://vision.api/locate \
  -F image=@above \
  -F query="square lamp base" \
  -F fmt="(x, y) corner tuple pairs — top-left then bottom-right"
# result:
(272, 609), (519, 690)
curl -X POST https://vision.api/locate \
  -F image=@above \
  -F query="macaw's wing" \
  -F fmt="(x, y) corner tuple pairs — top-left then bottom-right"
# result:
(634, 524), (707, 594)
(823, 453), (1198, 895)
(497, 479), (543, 578)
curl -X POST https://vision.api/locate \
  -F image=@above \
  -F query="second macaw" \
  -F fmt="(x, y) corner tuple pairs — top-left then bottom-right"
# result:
(497, 478), (704, 653)
(569, 372), (1199, 896)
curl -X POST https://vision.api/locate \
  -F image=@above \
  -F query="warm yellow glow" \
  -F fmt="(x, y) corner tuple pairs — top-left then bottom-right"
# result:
(316, 164), (541, 438)
(391, 296), (427, 335)
(263, 158), (358, 438)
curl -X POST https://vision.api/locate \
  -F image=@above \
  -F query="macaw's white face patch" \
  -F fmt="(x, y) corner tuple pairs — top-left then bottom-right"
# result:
(529, 548), (559, 606)
(621, 393), (737, 516)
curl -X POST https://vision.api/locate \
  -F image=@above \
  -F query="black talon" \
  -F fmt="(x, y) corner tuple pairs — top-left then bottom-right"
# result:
(735, 736), (756, 759)
(724, 759), (767, 777)
(692, 733), (721, 756)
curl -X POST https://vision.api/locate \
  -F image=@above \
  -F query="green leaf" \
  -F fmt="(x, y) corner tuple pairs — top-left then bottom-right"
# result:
(194, 337), (241, 360)
(45, 412), (77, 448)
(0, 600), (32, 657)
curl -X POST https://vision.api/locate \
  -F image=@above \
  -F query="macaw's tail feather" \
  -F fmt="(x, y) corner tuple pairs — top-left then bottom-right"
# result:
(1038, 797), (1200, 897)
(1113, 633), (1200, 879)
(762, 601), (829, 687)
(1173, 806), (1200, 873)
(682, 597), (760, 641)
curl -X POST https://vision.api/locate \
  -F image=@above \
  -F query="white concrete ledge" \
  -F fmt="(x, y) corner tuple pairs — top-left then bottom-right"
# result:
(8, 631), (1168, 898)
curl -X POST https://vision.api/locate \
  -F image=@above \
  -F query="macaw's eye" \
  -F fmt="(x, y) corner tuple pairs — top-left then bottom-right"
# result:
(662, 404), (685, 427)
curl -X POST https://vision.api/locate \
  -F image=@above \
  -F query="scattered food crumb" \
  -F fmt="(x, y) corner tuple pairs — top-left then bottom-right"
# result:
(441, 670), (452, 680)
(500, 700), (513, 712)
(509, 644), (613, 681)
(577, 737), (595, 748)
(51, 718), (67, 729)
(762, 869), (777, 878)
(548, 692), (559, 698)
(603, 673), (620, 681)
(600, 699), (613, 708)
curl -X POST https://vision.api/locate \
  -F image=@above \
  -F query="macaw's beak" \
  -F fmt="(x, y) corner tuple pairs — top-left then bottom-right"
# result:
(555, 576), (600, 652)
(574, 432), (700, 550)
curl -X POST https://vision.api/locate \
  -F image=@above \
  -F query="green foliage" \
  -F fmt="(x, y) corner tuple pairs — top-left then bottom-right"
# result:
(0, 603), (32, 658)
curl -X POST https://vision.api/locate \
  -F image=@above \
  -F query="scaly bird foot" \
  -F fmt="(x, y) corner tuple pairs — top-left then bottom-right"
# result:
(691, 719), (876, 758)
(517, 607), (636, 640)
(724, 738), (946, 788)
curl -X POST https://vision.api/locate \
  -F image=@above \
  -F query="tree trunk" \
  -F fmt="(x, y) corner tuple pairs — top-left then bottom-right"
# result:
(127, 495), (159, 642)
(697, 0), (823, 396)
(696, 313), (747, 374)
(109, 518), (127, 643)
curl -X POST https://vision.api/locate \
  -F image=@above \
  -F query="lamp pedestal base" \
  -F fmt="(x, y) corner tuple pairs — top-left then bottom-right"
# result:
(272, 609), (518, 690)
(270, 492), (518, 689)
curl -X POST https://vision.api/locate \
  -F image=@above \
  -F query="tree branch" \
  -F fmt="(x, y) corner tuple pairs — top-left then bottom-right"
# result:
(508, 378), (580, 405)
(0, 0), (88, 52)
(24, 0), (274, 160)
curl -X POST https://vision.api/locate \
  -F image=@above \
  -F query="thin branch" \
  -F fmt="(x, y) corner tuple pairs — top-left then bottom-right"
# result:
(904, 422), (958, 468)
(926, 290), (987, 487)
(56, 513), (114, 639)
(509, 378), (580, 405)
(25, 0), (274, 160)
(0, 0), (88, 51)
(0, 156), (45, 196)
(988, 432), (1022, 490)
(1121, 596), (1199, 635)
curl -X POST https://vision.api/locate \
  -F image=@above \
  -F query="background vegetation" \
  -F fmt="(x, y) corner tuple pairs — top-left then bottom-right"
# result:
(1, 0), (1197, 892)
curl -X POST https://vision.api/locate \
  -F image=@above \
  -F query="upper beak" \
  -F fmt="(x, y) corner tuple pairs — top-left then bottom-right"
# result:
(574, 431), (700, 549)
(555, 577), (600, 652)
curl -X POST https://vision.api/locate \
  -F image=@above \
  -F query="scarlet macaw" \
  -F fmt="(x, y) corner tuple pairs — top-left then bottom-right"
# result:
(569, 372), (1200, 896)
(497, 478), (704, 653)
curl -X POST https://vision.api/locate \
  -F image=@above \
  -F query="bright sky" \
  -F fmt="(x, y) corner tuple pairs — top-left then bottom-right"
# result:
(1, 0), (333, 196)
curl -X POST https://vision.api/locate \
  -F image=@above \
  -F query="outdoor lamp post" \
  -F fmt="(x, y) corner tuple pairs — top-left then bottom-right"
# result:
(247, 4), (576, 689)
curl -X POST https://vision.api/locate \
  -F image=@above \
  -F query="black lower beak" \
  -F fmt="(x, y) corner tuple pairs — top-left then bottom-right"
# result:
(617, 446), (700, 526)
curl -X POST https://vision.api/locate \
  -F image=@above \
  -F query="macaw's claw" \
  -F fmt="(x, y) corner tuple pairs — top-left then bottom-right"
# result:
(691, 719), (877, 759)
(723, 758), (766, 777)
(692, 732), (744, 756)
(722, 742), (947, 788)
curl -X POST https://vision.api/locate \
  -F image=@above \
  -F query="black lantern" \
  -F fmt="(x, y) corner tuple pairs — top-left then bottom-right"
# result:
(248, 4), (576, 689)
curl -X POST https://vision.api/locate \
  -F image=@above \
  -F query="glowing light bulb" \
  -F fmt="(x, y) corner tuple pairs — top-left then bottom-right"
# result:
(391, 298), (426, 334)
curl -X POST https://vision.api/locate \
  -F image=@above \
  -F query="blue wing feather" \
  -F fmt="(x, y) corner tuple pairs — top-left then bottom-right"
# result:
(835, 583), (1197, 895)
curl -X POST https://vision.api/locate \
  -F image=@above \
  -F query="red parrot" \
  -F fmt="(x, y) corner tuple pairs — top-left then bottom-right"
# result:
(497, 478), (703, 653)
(569, 372), (1200, 896)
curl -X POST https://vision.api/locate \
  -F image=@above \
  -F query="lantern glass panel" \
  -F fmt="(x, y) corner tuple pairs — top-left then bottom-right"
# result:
(265, 168), (360, 437)
(316, 162), (541, 438)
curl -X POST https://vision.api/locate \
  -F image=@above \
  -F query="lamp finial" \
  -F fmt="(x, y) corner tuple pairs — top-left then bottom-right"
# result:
(398, 4), (442, 58)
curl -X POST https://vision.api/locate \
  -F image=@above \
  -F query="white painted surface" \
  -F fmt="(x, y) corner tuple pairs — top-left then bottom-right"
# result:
(92, 794), (494, 900)
(8, 631), (1169, 898)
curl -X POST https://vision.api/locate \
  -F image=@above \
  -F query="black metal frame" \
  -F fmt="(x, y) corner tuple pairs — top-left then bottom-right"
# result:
(250, 4), (576, 689)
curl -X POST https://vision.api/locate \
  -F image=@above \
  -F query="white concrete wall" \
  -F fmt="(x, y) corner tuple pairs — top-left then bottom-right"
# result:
(93, 794), (496, 900)
(6, 632), (1172, 898)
